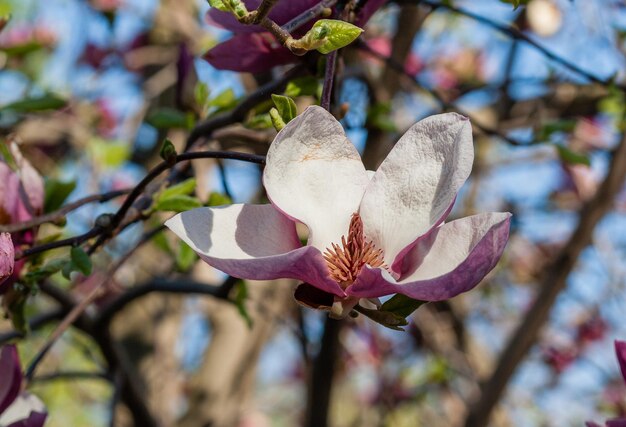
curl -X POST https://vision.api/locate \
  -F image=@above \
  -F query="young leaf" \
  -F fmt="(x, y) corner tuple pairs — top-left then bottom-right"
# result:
(285, 77), (320, 98)
(44, 179), (77, 213)
(154, 195), (202, 212)
(271, 94), (297, 124)
(207, 191), (232, 206)
(380, 294), (427, 318)
(146, 108), (194, 129)
(208, 88), (237, 110)
(355, 305), (408, 331)
(157, 178), (197, 201)
(555, 145), (591, 167)
(70, 247), (92, 276)
(234, 280), (253, 328)
(269, 108), (286, 131)
(1, 94), (67, 113)
(176, 241), (197, 271)
(160, 139), (177, 164)
(299, 20), (363, 54)
(207, 0), (229, 12)
(89, 138), (130, 168)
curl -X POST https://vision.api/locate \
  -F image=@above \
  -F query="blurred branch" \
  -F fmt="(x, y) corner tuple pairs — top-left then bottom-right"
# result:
(357, 40), (525, 146)
(186, 64), (304, 149)
(0, 309), (66, 345)
(93, 276), (235, 331)
(32, 370), (111, 383)
(0, 189), (131, 233)
(464, 130), (626, 427)
(304, 317), (342, 427)
(412, 0), (625, 90)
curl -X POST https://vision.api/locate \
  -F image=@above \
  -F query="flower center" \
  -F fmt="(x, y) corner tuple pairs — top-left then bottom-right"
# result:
(323, 213), (385, 287)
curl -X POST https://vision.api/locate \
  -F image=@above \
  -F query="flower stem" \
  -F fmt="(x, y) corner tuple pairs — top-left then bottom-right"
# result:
(320, 50), (337, 111)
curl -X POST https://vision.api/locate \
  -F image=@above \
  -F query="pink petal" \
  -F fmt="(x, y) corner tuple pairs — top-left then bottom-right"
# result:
(607, 420), (626, 427)
(0, 144), (44, 224)
(203, 32), (296, 73)
(615, 340), (626, 384)
(206, 0), (321, 34)
(585, 423), (603, 427)
(165, 204), (345, 296)
(347, 213), (511, 300)
(263, 106), (370, 251)
(358, 113), (474, 277)
(0, 345), (22, 414)
(0, 233), (14, 291)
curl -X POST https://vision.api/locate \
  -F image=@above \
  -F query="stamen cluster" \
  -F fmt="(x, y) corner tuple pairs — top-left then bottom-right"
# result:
(323, 213), (385, 287)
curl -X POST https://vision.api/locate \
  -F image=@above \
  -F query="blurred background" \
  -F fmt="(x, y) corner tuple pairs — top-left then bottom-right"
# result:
(1, 0), (626, 426)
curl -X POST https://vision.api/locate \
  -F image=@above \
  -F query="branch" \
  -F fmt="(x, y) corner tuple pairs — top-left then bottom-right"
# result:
(304, 317), (342, 427)
(412, 0), (624, 89)
(356, 40), (525, 146)
(93, 277), (235, 331)
(0, 189), (131, 233)
(15, 151), (264, 260)
(464, 130), (626, 427)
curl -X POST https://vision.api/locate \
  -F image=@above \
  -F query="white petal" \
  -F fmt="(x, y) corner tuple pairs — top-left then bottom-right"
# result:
(347, 213), (511, 300)
(359, 113), (474, 275)
(165, 204), (345, 296)
(263, 106), (369, 250)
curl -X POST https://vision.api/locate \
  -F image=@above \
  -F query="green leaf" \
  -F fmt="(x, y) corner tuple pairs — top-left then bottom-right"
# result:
(299, 19), (363, 54)
(23, 258), (68, 284)
(234, 280), (253, 328)
(176, 241), (197, 271)
(355, 305), (408, 331)
(44, 179), (77, 213)
(89, 138), (130, 169)
(152, 231), (172, 255)
(207, 0), (229, 12)
(70, 247), (92, 276)
(1, 94), (67, 113)
(194, 81), (211, 114)
(367, 102), (397, 132)
(380, 294), (427, 318)
(207, 191), (232, 206)
(245, 113), (273, 129)
(269, 108), (286, 131)
(0, 141), (17, 171)
(208, 88), (237, 110)
(158, 178), (197, 201)
(285, 77), (320, 98)
(555, 145), (591, 167)
(146, 108), (194, 130)
(159, 139), (177, 164)
(154, 195), (202, 212)
(538, 119), (576, 141)
(271, 94), (297, 124)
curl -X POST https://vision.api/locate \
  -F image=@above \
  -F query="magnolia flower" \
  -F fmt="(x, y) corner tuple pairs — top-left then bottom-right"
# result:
(586, 341), (626, 427)
(0, 233), (14, 288)
(0, 345), (47, 427)
(166, 107), (510, 314)
(0, 142), (44, 294)
(204, 0), (386, 72)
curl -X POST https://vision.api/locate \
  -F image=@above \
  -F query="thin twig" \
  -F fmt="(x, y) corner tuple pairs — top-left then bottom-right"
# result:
(357, 40), (525, 146)
(0, 189), (131, 234)
(413, 0), (624, 89)
(321, 50), (338, 110)
(24, 225), (167, 383)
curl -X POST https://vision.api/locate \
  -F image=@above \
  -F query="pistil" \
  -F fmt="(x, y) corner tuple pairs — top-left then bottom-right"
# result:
(323, 213), (385, 287)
